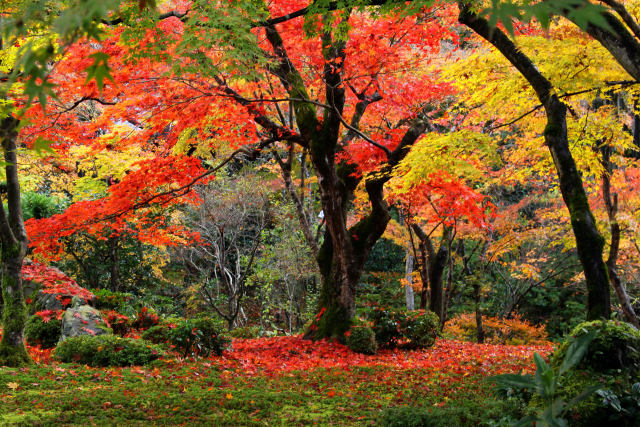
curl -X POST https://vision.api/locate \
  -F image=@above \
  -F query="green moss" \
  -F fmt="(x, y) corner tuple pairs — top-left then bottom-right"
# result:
(0, 268), (32, 367)
(24, 315), (62, 349)
(551, 320), (640, 378)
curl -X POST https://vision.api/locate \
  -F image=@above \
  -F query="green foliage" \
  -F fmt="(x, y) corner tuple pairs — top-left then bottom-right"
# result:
(167, 317), (230, 358)
(493, 332), (598, 426)
(141, 324), (173, 345)
(24, 315), (61, 349)
(551, 320), (640, 377)
(368, 308), (439, 349)
(20, 192), (67, 221)
(594, 383), (640, 426)
(54, 335), (163, 367)
(400, 311), (439, 349)
(480, 0), (611, 35)
(369, 306), (403, 348)
(379, 397), (525, 427)
(346, 324), (378, 355)
(228, 325), (262, 339)
(364, 238), (405, 273)
(91, 289), (134, 311)
(378, 406), (433, 427)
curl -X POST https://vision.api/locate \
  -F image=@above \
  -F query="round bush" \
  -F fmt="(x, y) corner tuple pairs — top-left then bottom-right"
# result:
(551, 320), (640, 376)
(369, 307), (403, 348)
(55, 335), (164, 367)
(346, 324), (378, 355)
(24, 315), (62, 349)
(142, 324), (173, 344)
(168, 317), (230, 357)
(400, 310), (439, 348)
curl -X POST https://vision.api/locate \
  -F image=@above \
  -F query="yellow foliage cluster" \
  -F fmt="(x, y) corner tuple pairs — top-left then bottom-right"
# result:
(443, 312), (550, 346)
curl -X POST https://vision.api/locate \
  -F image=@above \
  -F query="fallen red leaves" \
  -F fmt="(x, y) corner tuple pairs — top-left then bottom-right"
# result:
(215, 336), (552, 377)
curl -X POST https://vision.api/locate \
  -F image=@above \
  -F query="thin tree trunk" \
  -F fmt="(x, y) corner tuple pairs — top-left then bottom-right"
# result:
(404, 250), (415, 311)
(473, 279), (485, 344)
(601, 146), (639, 326)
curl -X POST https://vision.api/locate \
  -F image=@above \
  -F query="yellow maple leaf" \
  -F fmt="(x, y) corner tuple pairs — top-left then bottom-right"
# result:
(7, 382), (18, 390)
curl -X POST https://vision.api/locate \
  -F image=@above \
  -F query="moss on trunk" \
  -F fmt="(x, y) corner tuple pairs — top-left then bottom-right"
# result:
(0, 251), (31, 366)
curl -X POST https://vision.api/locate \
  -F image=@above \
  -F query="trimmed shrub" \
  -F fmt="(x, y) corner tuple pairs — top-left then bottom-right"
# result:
(55, 335), (163, 367)
(551, 320), (640, 376)
(346, 324), (378, 355)
(24, 315), (62, 348)
(400, 310), (438, 348)
(368, 307), (439, 348)
(168, 317), (229, 357)
(142, 324), (173, 344)
(369, 306), (403, 348)
(443, 313), (550, 345)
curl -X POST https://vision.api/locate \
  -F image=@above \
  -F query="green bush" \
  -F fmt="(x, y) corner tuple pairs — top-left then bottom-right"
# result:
(24, 315), (62, 349)
(368, 307), (439, 348)
(378, 406), (433, 427)
(551, 320), (640, 377)
(168, 317), (230, 357)
(55, 335), (164, 367)
(369, 307), (403, 348)
(346, 324), (378, 355)
(228, 325), (262, 339)
(378, 400), (523, 427)
(400, 310), (439, 348)
(142, 324), (173, 344)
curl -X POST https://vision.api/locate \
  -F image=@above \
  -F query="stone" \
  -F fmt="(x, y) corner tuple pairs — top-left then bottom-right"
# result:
(60, 305), (111, 342)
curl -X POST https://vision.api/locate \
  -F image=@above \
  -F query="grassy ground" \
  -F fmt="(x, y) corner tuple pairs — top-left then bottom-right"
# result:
(0, 337), (551, 426)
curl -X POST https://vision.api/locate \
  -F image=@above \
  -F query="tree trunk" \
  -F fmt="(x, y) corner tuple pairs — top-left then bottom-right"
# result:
(411, 224), (450, 321)
(264, 22), (429, 339)
(472, 278), (485, 344)
(601, 146), (639, 326)
(109, 237), (120, 292)
(0, 116), (31, 366)
(404, 250), (415, 311)
(459, 4), (611, 321)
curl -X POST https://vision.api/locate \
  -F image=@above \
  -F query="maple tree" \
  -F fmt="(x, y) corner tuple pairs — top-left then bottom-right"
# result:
(15, 0), (463, 340)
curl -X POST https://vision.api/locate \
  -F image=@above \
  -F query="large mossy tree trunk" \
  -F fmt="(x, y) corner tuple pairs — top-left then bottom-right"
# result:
(261, 21), (429, 339)
(0, 116), (31, 366)
(459, 4), (611, 321)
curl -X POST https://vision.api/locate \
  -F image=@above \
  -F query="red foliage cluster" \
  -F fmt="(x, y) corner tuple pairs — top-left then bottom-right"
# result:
(132, 307), (160, 331)
(0, 329), (54, 365)
(216, 336), (552, 377)
(103, 311), (131, 336)
(22, 261), (94, 303)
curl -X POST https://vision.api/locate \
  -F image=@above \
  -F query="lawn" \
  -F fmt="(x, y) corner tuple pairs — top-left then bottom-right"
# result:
(0, 336), (551, 426)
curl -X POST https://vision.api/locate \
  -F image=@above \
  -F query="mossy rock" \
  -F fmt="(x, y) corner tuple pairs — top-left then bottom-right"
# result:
(551, 320), (640, 378)
(55, 335), (163, 367)
(60, 305), (111, 342)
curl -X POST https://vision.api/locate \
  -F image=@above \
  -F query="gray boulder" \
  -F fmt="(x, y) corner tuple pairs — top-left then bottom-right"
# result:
(60, 304), (111, 341)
